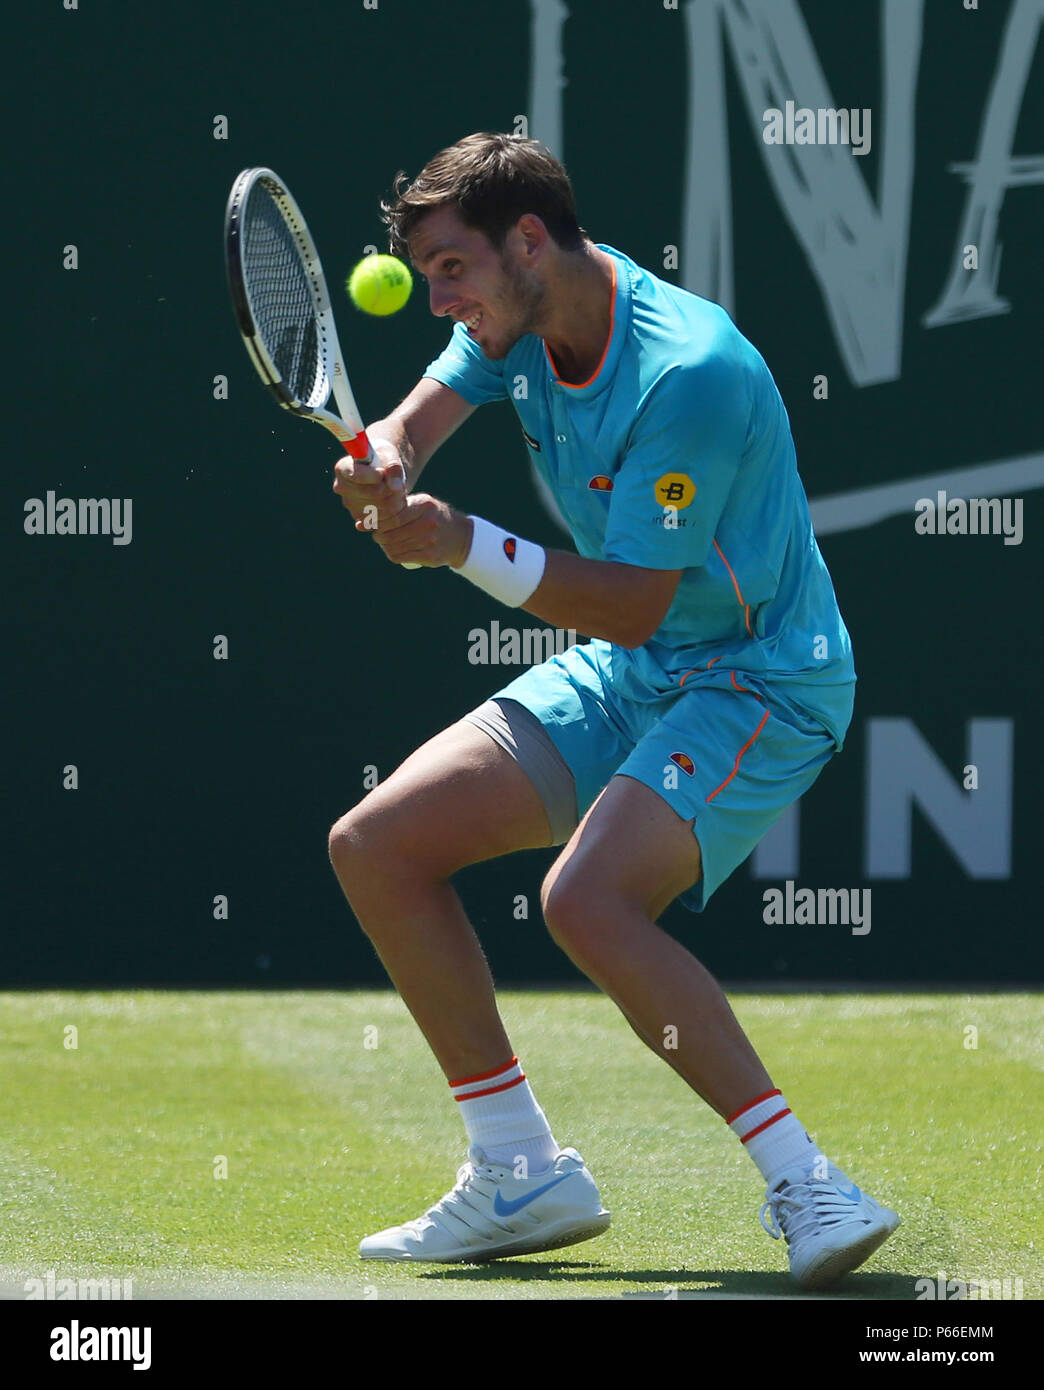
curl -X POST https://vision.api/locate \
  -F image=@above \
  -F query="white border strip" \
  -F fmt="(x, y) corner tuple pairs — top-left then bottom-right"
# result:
(810, 453), (1044, 536)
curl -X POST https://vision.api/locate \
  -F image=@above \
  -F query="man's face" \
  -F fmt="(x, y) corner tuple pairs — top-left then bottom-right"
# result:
(407, 206), (547, 360)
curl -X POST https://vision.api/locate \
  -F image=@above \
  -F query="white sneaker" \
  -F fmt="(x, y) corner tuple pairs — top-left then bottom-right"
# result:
(760, 1162), (900, 1290)
(359, 1146), (611, 1262)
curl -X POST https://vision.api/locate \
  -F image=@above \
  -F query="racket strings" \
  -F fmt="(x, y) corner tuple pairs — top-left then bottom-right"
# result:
(241, 181), (325, 405)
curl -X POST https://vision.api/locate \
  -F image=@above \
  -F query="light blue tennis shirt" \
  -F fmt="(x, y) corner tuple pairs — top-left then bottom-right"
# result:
(423, 245), (855, 749)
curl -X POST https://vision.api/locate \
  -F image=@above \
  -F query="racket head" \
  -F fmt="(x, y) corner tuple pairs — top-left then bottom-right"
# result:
(225, 168), (417, 565)
(225, 167), (344, 424)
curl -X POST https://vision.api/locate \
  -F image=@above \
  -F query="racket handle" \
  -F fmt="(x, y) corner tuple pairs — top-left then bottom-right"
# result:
(342, 437), (420, 570)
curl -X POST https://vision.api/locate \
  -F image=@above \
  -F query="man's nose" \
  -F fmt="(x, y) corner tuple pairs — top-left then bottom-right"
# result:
(429, 282), (460, 317)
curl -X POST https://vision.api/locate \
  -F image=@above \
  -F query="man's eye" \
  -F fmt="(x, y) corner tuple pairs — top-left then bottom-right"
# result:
(443, 260), (460, 274)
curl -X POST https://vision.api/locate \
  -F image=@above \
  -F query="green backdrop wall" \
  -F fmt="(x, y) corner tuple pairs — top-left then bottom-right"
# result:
(8, 0), (1042, 984)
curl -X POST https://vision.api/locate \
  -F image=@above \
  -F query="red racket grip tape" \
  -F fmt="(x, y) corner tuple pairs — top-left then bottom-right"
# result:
(341, 431), (371, 460)
(342, 431), (420, 570)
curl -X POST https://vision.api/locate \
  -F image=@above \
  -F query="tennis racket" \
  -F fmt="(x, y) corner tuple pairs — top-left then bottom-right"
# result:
(224, 166), (419, 566)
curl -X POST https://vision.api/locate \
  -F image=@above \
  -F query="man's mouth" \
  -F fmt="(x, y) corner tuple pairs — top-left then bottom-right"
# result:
(461, 311), (483, 337)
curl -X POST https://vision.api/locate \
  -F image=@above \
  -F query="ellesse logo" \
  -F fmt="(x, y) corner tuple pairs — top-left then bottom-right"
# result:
(503, 537), (517, 562)
(588, 475), (614, 491)
(670, 751), (696, 776)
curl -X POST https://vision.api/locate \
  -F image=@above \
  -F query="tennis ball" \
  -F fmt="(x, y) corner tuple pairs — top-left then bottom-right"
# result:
(347, 254), (412, 316)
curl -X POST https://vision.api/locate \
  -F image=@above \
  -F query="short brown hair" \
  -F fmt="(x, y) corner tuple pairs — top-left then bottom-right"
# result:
(382, 132), (587, 259)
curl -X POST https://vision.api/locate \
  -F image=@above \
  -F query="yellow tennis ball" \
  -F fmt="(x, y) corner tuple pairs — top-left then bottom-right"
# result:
(347, 254), (412, 316)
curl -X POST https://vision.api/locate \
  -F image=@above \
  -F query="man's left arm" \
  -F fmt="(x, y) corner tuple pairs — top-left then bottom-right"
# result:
(370, 356), (748, 642)
(520, 552), (683, 649)
(367, 500), (680, 648)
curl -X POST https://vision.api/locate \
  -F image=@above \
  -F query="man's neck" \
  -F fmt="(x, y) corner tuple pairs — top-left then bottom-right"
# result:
(541, 243), (615, 384)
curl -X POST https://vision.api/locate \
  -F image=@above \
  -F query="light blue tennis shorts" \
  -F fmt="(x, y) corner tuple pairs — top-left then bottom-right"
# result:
(473, 638), (840, 913)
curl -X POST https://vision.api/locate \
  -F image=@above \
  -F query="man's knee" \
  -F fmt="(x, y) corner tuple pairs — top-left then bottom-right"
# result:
(327, 775), (483, 890)
(540, 859), (612, 962)
(328, 799), (385, 887)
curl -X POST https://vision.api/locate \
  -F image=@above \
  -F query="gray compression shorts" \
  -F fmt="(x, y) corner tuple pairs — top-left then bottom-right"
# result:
(462, 698), (579, 846)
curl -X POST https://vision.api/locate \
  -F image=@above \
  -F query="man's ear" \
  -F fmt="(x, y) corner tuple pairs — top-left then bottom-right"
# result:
(515, 213), (550, 262)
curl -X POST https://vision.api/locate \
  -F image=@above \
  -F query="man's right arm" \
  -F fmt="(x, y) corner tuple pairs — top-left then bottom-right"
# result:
(368, 378), (477, 491)
(332, 377), (475, 524)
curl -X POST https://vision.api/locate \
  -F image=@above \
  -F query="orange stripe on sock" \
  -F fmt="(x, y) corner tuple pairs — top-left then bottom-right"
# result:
(453, 1075), (526, 1102)
(741, 1109), (792, 1143)
(449, 1057), (518, 1088)
(726, 1089), (782, 1125)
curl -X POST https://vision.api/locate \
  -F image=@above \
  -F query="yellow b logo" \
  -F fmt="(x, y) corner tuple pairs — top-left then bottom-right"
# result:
(654, 473), (696, 510)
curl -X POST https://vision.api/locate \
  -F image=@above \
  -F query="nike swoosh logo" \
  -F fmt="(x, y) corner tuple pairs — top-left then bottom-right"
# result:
(493, 1173), (574, 1217)
(836, 1184), (862, 1203)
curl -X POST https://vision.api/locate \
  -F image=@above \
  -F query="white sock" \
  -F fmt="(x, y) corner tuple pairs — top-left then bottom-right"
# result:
(727, 1088), (820, 1186)
(449, 1056), (559, 1172)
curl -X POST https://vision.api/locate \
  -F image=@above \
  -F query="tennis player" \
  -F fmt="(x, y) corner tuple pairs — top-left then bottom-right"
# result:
(328, 133), (899, 1288)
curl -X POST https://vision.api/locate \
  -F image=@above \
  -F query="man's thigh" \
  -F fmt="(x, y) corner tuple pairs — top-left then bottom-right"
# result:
(332, 717), (555, 877)
(544, 773), (704, 924)
(613, 685), (836, 912)
(490, 642), (636, 822)
(483, 644), (836, 914)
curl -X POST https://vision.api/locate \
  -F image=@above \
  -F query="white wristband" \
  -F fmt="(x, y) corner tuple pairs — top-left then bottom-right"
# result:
(455, 516), (546, 607)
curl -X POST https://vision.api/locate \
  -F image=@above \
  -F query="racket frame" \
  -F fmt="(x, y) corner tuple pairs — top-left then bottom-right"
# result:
(225, 167), (421, 566)
(225, 166), (371, 460)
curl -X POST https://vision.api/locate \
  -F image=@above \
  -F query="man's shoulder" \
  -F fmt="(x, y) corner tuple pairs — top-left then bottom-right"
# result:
(603, 244), (731, 329)
(600, 244), (754, 388)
